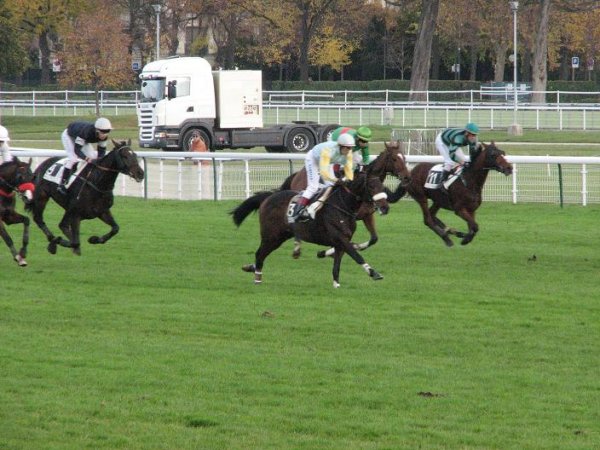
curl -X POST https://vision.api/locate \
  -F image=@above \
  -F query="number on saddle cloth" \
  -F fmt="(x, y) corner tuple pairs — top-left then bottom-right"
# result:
(42, 158), (89, 188)
(425, 164), (463, 190)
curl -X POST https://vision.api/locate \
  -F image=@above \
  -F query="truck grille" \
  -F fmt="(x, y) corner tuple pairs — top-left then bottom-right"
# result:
(137, 106), (154, 141)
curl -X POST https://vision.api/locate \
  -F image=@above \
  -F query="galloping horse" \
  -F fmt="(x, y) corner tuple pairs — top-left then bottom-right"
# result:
(392, 142), (512, 246)
(279, 141), (410, 257)
(26, 140), (145, 255)
(231, 172), (390, 288)
(0, 157), (35, 266)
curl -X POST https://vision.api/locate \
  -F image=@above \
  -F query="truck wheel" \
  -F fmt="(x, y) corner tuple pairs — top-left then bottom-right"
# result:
(285, 127), (315, 153)
(182, 128), (211, 152)
(319, 124), (340, 143)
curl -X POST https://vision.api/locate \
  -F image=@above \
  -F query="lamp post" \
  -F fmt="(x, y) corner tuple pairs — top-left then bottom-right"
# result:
(508, 1), (522, 135)
(152, 4), (162, 60)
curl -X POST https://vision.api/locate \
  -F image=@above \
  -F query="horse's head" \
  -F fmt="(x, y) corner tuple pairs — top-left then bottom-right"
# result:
(367, 141), (411, 186)
(347, 172), (389, 216)
(473, 142), (513, 176)
(0, 157), (35, 203)
(110, 139), (145, 182)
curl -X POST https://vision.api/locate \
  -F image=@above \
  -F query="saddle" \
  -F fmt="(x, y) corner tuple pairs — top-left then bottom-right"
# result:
(424, 164), (464, 191)
(42, 158), (90, 188)
(287, 186), (333, 224)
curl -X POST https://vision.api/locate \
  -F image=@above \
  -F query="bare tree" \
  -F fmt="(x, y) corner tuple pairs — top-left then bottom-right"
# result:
(408, 0), (440, 101)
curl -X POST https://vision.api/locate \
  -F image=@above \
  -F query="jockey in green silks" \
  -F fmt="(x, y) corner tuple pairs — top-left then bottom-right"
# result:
(330, 126), (372, 166)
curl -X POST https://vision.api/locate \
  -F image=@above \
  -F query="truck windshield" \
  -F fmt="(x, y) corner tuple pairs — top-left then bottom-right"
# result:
(140, 78), (165, 102)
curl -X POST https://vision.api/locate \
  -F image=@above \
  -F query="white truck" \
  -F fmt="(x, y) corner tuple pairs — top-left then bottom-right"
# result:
(136, 56), (338, 152)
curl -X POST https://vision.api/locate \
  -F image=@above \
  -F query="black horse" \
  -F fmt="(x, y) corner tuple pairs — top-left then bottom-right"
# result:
(0, 157), (35, 266)
(390, 142), (513, 246)
(231, 172), (390, 288)
(26, 140), (144, 255)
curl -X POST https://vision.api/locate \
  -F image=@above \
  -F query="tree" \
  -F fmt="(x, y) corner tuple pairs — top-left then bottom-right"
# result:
(56, 1), (133, 115)
(408, 0), (440, 100)
(0, 0), (28, 81)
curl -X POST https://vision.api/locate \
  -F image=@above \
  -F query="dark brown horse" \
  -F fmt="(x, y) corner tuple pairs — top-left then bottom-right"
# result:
(0, 157), (35, 266)
(231, 172), (390, 288)
(279, 141), (410, 257)
(392, 142), (512, 246)
(26, 140), (144, 255)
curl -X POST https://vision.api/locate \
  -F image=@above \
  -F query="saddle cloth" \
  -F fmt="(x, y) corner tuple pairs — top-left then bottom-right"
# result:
(424, 164), (463, 190)
(287, 186), (331, 224)
(42, 158), (90, 188)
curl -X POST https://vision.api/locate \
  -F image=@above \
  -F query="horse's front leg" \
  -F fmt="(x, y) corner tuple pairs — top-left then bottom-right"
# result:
(58, 213), (81, 255)
(88, 210), (120, 245)
(318, 213), (378, 259)
(454, 208), (478, 245)
(31, 195), (60, 253)
(331, 239), (384, 287)
(3, 212), (30, 265)
(0, 220), (26, 267)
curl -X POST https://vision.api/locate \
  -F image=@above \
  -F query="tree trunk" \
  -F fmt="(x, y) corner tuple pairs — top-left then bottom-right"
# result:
(469, 45), (477, 81)
(409, 0), (440, 101)
(493, 42), (508, 82)
(530, 0), (551, 104)
(39, 30), (52, 85)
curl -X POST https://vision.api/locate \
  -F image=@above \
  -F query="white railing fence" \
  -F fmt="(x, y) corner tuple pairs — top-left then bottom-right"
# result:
(12, 149), (600, 206)
(3, 88), (600, 130)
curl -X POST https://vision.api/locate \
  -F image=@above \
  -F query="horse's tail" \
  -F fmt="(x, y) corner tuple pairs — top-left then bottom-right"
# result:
(385, 184), (407, 203)
(230, 191), (274, 227)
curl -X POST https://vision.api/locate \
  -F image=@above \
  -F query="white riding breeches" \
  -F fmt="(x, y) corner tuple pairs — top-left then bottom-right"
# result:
(61, 129), (97, 169)
(302, 156), (334, 201)
(0, 143), (12, 163)
(435, 133), (467, 172)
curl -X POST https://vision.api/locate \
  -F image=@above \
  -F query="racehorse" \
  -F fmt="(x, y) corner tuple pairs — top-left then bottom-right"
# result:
(26, 140), (145, 255)
(391, 142), (512, 246)
(0, 157), (35, 266)
(279, 141), (410, 257)
(231, 172), (390, 288)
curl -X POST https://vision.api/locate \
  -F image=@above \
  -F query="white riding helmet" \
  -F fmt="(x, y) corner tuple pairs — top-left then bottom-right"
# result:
(337, 133), (355, 147)
(94, 117), (113, 131)
(0, 125), (10, 141)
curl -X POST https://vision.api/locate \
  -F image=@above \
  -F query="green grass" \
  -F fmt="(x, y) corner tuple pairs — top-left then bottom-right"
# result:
(1, 198), (599, 449)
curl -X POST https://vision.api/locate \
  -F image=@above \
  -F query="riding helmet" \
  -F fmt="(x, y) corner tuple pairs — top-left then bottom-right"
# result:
(94, 117), (113, 131)
(337, 133), (355, 147)
(0, 125), (10, 141)
(464, 123), (480, 135)
(357, 126), (372, 142)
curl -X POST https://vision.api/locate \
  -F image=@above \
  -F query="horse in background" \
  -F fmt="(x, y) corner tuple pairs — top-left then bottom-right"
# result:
(231, 172), (390, 288)
(0, 157), (35, 266)
(390, 142), (512, 246)
(26, 140), (144, 255)
(279, 141), (410, 257)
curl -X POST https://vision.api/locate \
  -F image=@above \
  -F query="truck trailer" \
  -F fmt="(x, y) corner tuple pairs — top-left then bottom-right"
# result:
(136, 56), (338, 152)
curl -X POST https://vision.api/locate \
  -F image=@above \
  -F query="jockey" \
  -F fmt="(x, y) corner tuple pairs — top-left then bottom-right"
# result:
(58, 117), (113, 194)
(330, 126), (372, 167)
(0, 125), (14, 164)
(435, 122), (480, 184)
(290, 133), (355, 221)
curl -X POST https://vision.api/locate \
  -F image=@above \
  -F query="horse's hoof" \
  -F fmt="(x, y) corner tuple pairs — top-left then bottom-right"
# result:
(369, 269), (383, 280)
(292, 251), (301, 259)
(333, 281), (340, 288)
(72, 246), (81, 256)
(316, 251), (326, 258)
(14, 255), (28, 267)
(242, 264), (255, 272)
(48, 241), (57, 254)
(88, 236), (101, 244)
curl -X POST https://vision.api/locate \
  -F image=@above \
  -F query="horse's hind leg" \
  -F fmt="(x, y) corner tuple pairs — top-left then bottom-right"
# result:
(418, 200), (453, 247)
(58, 213), (81, 255)
(243, 237), (287, 284)
(88, 210), (119, 245)
(292, 239), (302, 259)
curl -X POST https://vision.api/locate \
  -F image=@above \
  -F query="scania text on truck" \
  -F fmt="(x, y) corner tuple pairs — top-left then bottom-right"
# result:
(136, 56), (338, 153)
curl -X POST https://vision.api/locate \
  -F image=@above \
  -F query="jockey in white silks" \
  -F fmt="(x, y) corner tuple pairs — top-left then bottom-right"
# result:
(290, 133), (355, 221)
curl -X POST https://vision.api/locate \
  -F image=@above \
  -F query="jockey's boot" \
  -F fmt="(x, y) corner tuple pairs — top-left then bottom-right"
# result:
(57, 167), (71, 195)
(291, 196), (310, 222)
(440, 170), (451, 193)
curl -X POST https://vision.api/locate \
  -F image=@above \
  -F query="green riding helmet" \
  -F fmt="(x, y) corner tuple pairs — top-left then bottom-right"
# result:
(356, 126), (372, 142)
(464, 123), (480, 135)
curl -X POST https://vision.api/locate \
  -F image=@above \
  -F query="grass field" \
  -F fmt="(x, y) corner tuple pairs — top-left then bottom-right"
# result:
(1, 197), (598, 449)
